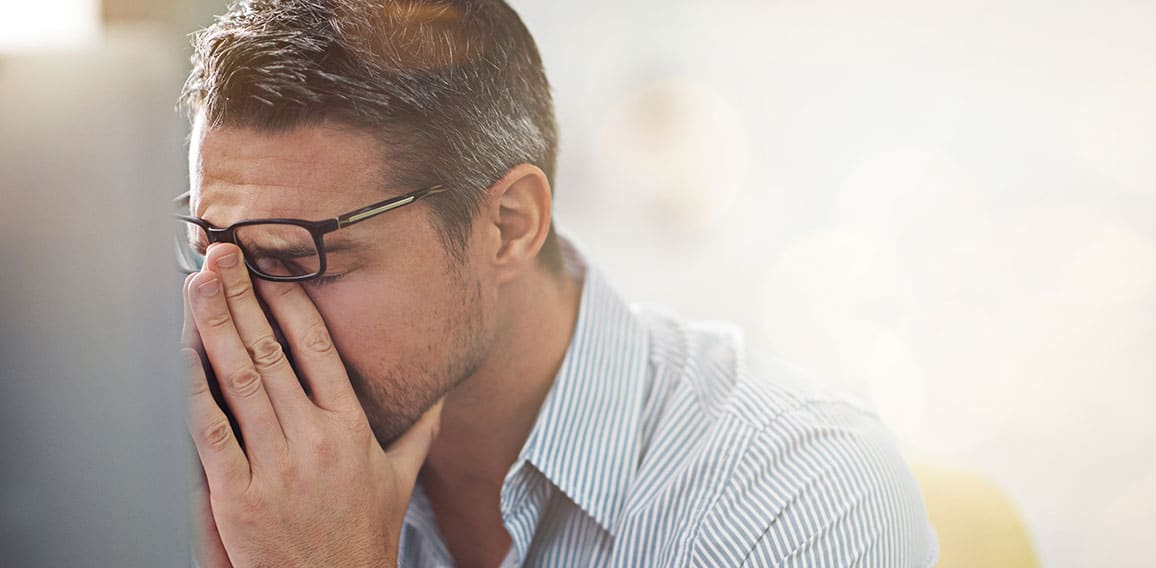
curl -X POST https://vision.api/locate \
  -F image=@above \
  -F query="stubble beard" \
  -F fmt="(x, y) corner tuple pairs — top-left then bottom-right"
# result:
(345, 274), (488, 448)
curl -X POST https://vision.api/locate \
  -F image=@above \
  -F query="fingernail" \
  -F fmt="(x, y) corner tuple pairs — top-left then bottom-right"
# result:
(179, 348), (199, 368)
(197, 277), (220, 297)
(217, 253), (238, 268)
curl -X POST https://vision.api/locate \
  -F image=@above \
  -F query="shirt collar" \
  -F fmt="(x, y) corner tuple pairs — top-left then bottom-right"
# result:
(514, 236), (651, 534)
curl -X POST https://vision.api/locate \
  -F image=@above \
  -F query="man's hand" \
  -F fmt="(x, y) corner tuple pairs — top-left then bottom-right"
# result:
(181, 243), (443, 568)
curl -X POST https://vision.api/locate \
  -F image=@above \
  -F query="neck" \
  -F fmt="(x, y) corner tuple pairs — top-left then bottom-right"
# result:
(421, 261), (583, 500)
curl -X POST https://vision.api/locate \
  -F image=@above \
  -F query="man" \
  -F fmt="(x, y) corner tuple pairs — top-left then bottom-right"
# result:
(177, 1), (939, 566)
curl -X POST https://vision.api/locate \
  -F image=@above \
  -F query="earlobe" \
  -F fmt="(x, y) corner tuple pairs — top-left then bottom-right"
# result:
(489, 164), (552, 284)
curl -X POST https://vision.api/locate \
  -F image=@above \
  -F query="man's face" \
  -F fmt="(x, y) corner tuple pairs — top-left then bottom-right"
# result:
(189, 121), (494, 445)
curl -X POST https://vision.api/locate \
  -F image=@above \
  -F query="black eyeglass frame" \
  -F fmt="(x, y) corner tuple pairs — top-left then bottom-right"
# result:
(175, 184), (447, 282)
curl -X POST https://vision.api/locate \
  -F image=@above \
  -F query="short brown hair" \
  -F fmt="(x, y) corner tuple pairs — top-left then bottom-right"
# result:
(181, 0), (562, 269)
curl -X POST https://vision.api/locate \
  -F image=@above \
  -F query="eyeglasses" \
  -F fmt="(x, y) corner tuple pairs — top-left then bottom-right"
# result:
(175, 185), (447, 282)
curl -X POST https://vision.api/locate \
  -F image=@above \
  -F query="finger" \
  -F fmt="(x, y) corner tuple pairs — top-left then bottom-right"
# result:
(182, 272), (203, 352)
(189, 270), (287, 465)
(384, 398), (445, 488)
(183, 347), (250, 495)
(204, 243), (311, 431)
(191, 482), (234, 568)
(253, 274), (359, 414)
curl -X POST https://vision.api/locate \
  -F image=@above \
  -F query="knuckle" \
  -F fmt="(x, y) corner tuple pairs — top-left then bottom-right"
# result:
(248, 336), (285, 370)
(200, 420), (234, 449)
(203, 312), (232, 330)
(308, 434), (339, 461)
(224, 281), (253, 301)
(226, 367), (264, 398)
(235, 488), (267, 519)
(187, 372), (210, 397)
(303, 323), (335, 354)
(343, 414), (373, 438)
(269, 281), (295, 298)
(273, 451), (298, 480)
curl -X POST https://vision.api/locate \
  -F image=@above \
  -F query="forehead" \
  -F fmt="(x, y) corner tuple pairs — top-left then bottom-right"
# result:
(190, 120), (391, 224)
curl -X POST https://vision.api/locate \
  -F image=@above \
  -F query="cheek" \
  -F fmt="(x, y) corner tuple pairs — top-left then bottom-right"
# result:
(305, 271), (464, 372)
(307, 281), (406, 365)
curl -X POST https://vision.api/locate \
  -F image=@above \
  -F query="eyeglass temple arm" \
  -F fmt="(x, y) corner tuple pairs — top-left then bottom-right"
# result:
(335, 185), (446, 229)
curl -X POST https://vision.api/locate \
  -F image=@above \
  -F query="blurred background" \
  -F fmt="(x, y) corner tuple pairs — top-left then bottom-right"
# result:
(1, 0), (191, 565)
(2, 0), (1152, 566)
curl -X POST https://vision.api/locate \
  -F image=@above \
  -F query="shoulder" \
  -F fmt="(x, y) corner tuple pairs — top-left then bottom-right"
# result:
(633, 303), (866, 429)
(630, 306), (939, 567)
(690, 399), (939, 567)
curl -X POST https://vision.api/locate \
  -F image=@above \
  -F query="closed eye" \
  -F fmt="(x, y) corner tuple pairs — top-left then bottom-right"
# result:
(306, 273), (345, 288)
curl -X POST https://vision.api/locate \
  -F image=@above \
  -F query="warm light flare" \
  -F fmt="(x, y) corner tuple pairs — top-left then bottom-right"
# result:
(0, 0), (99, 52)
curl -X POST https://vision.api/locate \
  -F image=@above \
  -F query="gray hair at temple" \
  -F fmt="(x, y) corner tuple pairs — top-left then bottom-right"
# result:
(180, 0), (561, 270)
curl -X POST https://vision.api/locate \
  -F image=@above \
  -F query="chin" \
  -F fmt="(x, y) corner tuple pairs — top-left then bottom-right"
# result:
(349, 347), (483, 447)
(352, 273), (490, 447)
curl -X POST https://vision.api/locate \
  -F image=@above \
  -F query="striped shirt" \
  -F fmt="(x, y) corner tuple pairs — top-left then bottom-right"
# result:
(398, 238), (939, 567)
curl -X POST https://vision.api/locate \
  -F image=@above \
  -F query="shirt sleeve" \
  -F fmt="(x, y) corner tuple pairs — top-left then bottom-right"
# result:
(689, 402), (939, 567)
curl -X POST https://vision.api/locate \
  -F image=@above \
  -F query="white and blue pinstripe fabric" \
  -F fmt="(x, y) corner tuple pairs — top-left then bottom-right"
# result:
(399, 244), (939, 567)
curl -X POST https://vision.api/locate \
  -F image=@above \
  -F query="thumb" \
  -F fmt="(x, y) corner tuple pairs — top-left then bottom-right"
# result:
(385, 397), (445, 481)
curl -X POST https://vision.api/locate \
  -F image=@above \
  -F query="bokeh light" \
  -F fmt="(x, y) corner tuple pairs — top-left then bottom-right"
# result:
(512, 1), (1156, 563)
(0, 0), (99, 52)
(596, 78), (748, 234)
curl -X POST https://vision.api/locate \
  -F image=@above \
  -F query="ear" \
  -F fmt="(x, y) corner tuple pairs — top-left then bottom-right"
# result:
(484, 163), (553, 285)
